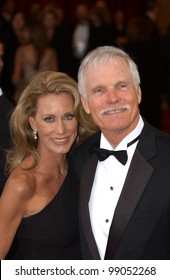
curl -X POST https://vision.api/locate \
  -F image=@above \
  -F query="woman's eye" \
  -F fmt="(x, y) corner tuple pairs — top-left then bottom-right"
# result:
(64, 113), (74, 120)
(44, 117), (54, 123)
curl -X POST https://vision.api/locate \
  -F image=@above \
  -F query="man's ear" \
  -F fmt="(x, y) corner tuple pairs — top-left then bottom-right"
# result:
(81, 96), (91, 114)
(137, 86), (142, 104)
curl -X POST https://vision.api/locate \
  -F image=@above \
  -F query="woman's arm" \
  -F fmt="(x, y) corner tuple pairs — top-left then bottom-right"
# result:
(0, 176), (30, 259)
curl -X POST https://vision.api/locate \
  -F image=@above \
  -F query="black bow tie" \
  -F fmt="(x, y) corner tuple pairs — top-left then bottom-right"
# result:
(94, 134), (140, 165)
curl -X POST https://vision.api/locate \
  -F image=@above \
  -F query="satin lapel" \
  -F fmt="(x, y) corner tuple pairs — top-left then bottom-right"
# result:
(80, 152), (101, 259)
(105, 148), (154, 259)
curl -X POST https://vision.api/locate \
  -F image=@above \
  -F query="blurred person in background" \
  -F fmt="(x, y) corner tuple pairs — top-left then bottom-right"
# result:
(124, 16), (161, 128)
(111, 8), (127, 46)
(69, 3), (90, 79)
(41, 5), (70, 73)
(144, 0), (161, 46)
(39, 4), (59, 44)
(12, 23), (58, 103)
(0, 0), (15, 38)
(0, 38), (15, 195)
(2, 11), (28, 97)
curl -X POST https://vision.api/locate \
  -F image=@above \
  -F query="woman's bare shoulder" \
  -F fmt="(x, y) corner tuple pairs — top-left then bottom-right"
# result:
(3, 167), (35, 201)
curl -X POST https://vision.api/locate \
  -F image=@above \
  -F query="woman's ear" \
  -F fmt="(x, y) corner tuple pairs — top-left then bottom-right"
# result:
(29, 116), (36, 130)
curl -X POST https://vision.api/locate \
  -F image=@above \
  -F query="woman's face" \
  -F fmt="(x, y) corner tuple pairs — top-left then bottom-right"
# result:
(29, 93), (78, 156)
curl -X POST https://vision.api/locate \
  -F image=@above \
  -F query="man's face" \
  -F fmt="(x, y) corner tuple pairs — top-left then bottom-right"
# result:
(81, 58), (141, 140)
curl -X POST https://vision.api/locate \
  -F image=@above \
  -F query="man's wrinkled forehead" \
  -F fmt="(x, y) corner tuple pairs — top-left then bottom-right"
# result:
(87, 55), (128, 69)
(84, 57), (129, 77)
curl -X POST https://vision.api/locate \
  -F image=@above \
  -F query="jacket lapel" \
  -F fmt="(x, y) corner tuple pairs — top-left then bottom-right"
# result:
(105, 121), (156, 259)
(80, 136), (101, 259)
(105, 149), (154, 259)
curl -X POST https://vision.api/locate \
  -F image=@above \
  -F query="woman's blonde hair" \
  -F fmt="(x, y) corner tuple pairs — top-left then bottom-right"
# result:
(6, 71), (97, 173)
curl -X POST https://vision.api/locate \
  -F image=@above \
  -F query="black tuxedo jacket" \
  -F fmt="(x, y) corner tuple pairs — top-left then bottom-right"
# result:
(72, 120), (170, 259)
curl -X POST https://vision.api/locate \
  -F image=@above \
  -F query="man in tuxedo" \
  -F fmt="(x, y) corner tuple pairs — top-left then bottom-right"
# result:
(72, 45), (170, 259)
(0, 39), (14, 194)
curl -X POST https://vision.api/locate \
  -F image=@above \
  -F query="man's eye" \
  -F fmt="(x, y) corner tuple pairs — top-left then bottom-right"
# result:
(118, 83), (128, 90)
(64, 114), (74, 120)
(44, 117), (54, 122)
(94, 87), (104, 94)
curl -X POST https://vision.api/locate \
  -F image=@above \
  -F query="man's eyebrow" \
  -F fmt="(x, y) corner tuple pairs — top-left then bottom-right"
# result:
(92, 84), (105, 89)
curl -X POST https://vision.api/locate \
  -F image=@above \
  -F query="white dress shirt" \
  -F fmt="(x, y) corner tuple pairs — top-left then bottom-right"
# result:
(89, 116), (144, 259)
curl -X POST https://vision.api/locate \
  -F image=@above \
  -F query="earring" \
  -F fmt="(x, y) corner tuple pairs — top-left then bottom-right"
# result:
(33, 128), (38, 140)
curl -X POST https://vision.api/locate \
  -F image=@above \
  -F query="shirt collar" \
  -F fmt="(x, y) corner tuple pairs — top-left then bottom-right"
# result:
(100, 115), (144, 151)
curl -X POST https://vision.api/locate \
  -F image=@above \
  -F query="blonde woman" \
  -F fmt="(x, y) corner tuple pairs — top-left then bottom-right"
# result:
(0, 71), (97, 260)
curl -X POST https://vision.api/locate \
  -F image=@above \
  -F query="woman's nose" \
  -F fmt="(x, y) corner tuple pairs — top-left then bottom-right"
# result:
(55, 120), (65, 134)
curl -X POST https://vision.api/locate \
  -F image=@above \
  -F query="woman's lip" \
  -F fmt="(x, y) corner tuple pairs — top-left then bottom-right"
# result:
(51, 137), (69, 143)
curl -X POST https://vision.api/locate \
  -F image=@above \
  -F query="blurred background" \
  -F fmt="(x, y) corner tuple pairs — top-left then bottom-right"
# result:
(0, 0), (170, 132)
(6, 0), (170, 35)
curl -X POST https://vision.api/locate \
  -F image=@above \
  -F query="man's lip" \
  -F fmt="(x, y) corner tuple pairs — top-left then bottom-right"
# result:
(100, 107), (128, 115)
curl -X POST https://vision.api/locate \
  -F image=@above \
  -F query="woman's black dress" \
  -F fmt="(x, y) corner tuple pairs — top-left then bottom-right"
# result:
(12, 160), (81, 260)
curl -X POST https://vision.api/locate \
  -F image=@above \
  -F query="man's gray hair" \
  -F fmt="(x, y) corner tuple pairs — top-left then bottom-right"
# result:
(78, 45), (140, 97)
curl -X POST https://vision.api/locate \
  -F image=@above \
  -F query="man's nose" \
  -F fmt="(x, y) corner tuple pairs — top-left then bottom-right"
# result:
(106, 88), (120, 103)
